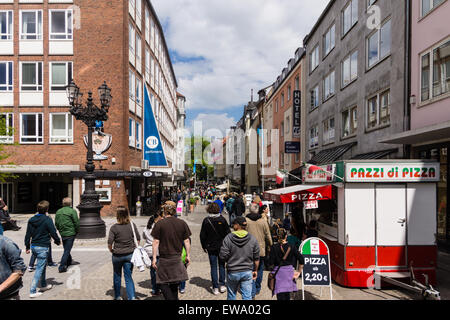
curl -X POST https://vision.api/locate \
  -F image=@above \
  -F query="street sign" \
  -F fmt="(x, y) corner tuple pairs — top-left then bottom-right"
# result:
(300, 237), (333, 300)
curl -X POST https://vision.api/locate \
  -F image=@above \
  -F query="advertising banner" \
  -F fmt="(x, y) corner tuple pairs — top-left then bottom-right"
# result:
(293, 90), (301, 138)
(143, 85), (168, 167)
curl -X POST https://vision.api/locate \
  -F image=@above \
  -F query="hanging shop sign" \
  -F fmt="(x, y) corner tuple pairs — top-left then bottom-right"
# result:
(300, 237), (333, 300)
(84, 131), (112, 161)
(267, 185), (334, 204)
(293, 90), (301, 138)
(305, 200), (319, 210)
(302, 164), (336, 183)
(345, 163), (440, 183)
(285, 141), (300, 154)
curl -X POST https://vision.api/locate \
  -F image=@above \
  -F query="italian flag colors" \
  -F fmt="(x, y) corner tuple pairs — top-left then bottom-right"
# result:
(301, 238), (328, 255)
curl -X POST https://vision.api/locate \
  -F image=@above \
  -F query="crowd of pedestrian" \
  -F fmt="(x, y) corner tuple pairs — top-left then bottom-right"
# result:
(0, 186), (320, 301)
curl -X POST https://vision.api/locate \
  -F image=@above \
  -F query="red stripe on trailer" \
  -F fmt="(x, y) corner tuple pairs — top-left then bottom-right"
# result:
(408, 246), (438, 268)
(377, 246), (406, 266)
(346, 246), (376, 268)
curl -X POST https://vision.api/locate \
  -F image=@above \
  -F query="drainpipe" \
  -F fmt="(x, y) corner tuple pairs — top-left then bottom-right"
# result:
(404, 0), (412, 158)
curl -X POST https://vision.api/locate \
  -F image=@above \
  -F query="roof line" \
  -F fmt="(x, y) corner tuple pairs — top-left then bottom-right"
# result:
(303, 0), (336, 46)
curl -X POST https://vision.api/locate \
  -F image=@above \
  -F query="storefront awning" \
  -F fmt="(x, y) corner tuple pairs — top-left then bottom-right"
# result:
(379, 121), (450, 145)
(351, 148), (398, 160)
(263, 184), (335, 204)
(310, 142), (356, 165)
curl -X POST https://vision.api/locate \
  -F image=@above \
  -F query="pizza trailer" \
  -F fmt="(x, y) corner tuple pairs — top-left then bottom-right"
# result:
(263, 160), (440, 294)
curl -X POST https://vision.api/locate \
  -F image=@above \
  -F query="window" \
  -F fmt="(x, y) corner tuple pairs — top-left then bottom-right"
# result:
(50, 62), (72, 91)
(285, 117), (290, 134)
(136, 34), (142, 70)
(310, 45), (319, 72)
(323, 70), (335, 100)
(20, 10), (42, 40)
(135, 0), (142, 28)
(20, 113), (43, 144)
(295, 153), (300, 163)
(0, 11), (13, 40)
(309, 125), (319, 149)
(129, 0), (135, 18)
(422, 0), (445, 17)
(0, 62), (13, 91)
(49, 10), (72, 40)
(367, 89), (391, 129)
(324, 24), (335, 57)
(145, 48), (150, 83)
(145, 8), (150, 44)
(136, 77), (142, 106)
(295, 76), (300, 90)
(129, 69), (135, 101)
(287, 86), (291, 101)
(342, 51), (358, 87)
(310, 85), (319, 110)
(281, 121), (284, 137)
(368, 0), (377, 7)
(50, 113), (73, 144)
(0, 113), (13, 144)
(136, 121), (142, 149)
(367, 19), (391, 68)
(20, 62), (43, 91)
(129, 118), (135, 147)
(129, 24), (135, 64)
(281, 93), (285, 107)
(275, 99), (278, 113)
(323, 118), (335, 145)
(342, 0), (358, 36)
(421, 39), (450, 102)
(342, 106), (358, 138)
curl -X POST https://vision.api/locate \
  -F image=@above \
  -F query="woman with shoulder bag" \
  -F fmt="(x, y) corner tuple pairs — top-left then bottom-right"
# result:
(143, 211), (164, 296)
(268, 228), (304, 300)
(107, 206), (140, 300)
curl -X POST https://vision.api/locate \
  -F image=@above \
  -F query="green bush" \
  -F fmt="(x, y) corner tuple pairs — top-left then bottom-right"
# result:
(189, 198), (196, 205)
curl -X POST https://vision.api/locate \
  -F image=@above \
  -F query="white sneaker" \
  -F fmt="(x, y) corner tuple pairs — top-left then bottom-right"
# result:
(29, 292), (43, 298)
(219, 286), (227, 293)
(39, 285), (53, 292)
(213, 288), (219, 295)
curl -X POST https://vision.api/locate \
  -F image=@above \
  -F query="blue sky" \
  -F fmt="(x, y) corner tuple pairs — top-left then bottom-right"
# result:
(152, 0), (330, 136)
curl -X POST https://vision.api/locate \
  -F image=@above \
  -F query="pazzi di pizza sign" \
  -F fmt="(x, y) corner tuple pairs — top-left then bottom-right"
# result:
(345, 163), (440, 183)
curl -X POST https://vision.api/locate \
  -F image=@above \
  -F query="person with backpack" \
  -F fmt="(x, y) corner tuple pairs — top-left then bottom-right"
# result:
(142, 211), (164, 296)
(225, 194), (235, 225)
(200, 202), (230, 295)
(268, 228), (304, 300)
(107, 206), (140, 300)
(24, 201), (61, 298)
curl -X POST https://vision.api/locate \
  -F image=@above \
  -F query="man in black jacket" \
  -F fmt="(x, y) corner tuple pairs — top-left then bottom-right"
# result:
(200, 203), (230, 295)
(24, 201), (61, 298)
(231, 194), (246, 219)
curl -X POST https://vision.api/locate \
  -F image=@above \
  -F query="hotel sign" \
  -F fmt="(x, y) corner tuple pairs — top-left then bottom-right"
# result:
(293, 90), (301, 138)
(345, 163), (440, 182)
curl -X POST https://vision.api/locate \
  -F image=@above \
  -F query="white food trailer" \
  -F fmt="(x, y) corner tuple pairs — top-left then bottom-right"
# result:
(264, 160), (440, 290)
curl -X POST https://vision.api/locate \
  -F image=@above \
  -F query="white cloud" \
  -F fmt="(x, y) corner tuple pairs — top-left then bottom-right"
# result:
(152, 0), (330, 112)
(190, 113), (237, 137)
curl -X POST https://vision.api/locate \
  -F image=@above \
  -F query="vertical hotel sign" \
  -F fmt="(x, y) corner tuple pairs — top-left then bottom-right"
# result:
(293, 90), (301, 138)
(143, 85), (168, 167)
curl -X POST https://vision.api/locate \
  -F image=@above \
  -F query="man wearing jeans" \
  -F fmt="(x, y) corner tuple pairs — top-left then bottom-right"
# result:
(246, 203), (273, 298)
(220, 216), (260, 300)
(55, 198), (79, 273)
(25, 201), (61, 298)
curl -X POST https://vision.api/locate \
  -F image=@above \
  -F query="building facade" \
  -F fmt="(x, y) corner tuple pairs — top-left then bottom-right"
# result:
(380, 0), (450, 246)
(0, 0), (184, 216)
(304, 0), (407, 165)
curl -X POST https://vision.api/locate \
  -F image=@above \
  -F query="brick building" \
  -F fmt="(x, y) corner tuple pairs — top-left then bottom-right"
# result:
(0, 0), (184, 216)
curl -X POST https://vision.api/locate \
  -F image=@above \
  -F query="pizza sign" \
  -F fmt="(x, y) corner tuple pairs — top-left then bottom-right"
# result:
(346, 163), (440, 182)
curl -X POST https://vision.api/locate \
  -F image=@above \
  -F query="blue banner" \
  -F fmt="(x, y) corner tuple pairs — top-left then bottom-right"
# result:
(144, 85), (168, 167)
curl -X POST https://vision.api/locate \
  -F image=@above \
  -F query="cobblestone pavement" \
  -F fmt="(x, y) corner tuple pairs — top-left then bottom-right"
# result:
(3, 207), (449, 300)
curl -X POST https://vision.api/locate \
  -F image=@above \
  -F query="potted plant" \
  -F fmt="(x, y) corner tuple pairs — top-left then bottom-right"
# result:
(189, 198), (196, 212)
(195, 196), (201, 206)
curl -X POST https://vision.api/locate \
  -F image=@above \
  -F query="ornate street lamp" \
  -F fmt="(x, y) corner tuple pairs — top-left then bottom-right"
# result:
(66, 81), (112, 239)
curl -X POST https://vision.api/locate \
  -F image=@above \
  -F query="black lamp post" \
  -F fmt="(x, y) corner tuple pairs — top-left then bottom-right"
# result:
(66, 80), (112, 239)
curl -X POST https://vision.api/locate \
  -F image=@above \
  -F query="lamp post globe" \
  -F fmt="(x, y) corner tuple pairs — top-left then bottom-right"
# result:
(66, 81), (112, 239)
